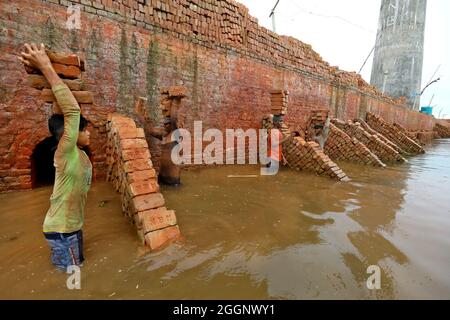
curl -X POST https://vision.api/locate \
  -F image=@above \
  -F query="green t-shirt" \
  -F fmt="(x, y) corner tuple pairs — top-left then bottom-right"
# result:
(43, 84), (92, 233)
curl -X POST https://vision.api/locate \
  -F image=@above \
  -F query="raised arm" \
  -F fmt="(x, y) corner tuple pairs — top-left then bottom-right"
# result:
(20, 43), (81, 154)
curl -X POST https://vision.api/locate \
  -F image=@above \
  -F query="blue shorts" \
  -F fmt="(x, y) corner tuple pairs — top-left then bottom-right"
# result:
(44, 230), (84, 270)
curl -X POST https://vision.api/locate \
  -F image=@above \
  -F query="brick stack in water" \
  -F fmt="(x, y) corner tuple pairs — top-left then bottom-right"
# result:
(270, 90), (288, 115)
(366, 113), (425, 155)
(282, 136), (349, 181)
(433, 123), (450, 138)
(106, 114), (180, 250)
(332, 119), (406, 164)
(324, 124), (385, 167)
(393, 123), (421, 144)
(356, 118), (406, 154)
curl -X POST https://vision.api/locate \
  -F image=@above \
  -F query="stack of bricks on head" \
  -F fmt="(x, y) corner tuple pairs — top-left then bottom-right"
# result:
(24, 51), (93, 112)
(269, 90), (291, 136)
(270, 90), (289, 116)
(106, 114), (181, 250)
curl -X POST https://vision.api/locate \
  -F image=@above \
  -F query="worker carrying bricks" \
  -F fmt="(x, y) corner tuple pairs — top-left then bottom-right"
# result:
(19, 43), (91, 271)
(148, 117), (181, 186)
(267, 115), (296, 168)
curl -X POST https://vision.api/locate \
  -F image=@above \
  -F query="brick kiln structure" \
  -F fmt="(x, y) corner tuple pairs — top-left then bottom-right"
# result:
(1, 0), (450, 193)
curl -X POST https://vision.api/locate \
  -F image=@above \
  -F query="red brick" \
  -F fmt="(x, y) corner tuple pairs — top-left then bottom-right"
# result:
(46, 51), (84, 69)
(144, 226), (180, 250)
(141, 207), (177, 233)
(132, 193), (165, 212)
(127, 169), (157, 183)
(122, 148), (151, 161)
(120, 138), (149, 150)
(123, 159), (153, 173)
(52, 63), (82, 79)
(128, 178), (159, 197)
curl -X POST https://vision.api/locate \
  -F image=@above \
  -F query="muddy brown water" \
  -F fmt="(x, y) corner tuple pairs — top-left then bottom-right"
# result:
(1, 140), (450, 299)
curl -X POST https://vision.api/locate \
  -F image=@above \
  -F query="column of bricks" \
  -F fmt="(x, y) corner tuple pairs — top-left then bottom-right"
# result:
(106, 114), (180, 250)
(25, 52), (93, 108)
(332, 119), (406, 164)
(324, 124), (385, 167)
(366, 113), (425, 155)
(270, 90), (289, 116)
(281, 136), (349, 181)
(356, 118), (406, 155)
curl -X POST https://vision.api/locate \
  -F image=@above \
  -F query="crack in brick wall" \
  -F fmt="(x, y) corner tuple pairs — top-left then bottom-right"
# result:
(332, 119), (406, 164)
(106, 114), (180, 250)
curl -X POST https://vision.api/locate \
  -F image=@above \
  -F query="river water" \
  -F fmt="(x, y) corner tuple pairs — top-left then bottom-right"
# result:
(1, 140), (449, 299)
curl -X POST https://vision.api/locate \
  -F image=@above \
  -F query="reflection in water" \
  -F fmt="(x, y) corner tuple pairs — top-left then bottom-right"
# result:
(0, 140), (449, 299)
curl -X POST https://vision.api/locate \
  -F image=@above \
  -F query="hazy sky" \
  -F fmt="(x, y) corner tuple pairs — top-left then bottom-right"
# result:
(238, 0), (449, 119)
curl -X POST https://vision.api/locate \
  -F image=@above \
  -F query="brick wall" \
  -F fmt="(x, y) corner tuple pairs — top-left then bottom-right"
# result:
(0, 0), (437, 191)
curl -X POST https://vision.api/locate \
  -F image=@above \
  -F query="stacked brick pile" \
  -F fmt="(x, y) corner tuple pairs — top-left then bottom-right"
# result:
(282, 136), (349, 181)
(356, 118), (406, 154)
(270, 90), (289, 115)
(366, 113), (425, 155)
(434, 123), (450, 138)
(24, 51), (109, 182)
(324, 124), (385, 167)
(393, 123), (421, 144)
(24, 52), (93, 110)
(106, 114), (180, 250)
(332, 119), (406, 164)
(414, 131), (435, 145)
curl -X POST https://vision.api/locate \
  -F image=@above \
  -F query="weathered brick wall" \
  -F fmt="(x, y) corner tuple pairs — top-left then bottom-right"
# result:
(106, 113), (180, 249)
(0, 0), (437, 191)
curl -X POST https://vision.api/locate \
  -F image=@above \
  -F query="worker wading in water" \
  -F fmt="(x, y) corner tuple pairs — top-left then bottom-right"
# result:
(148, 117), (181, 186)
(312, 117), (331, 149)
(19, 43), (92, 271)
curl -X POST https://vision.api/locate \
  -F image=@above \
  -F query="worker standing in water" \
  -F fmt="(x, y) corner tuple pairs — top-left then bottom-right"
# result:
(19, 43), (91, 271)
(313, 117), (331, 149)
(148, 117), (181, 186)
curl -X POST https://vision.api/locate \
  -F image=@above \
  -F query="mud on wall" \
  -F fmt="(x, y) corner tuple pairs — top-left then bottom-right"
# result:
(0, 0), (436, 191)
